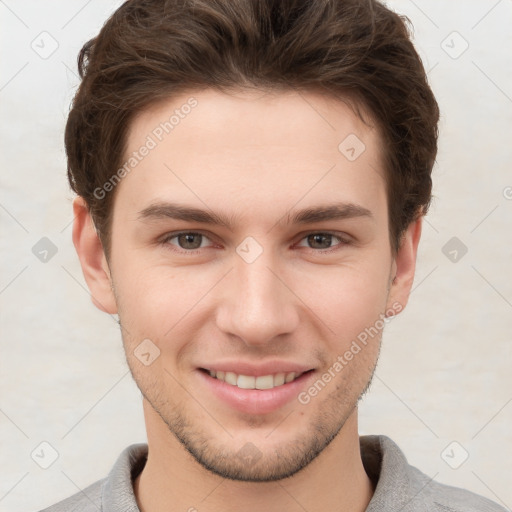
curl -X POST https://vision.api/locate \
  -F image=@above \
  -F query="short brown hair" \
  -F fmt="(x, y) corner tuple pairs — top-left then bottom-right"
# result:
(65, 0), (439, 261)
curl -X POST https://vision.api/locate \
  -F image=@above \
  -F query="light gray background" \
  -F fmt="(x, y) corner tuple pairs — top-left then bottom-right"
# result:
(1, 1), (511, 511)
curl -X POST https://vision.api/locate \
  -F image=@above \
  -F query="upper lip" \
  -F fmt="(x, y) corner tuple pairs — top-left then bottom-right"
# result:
(199, 361), (315, 377)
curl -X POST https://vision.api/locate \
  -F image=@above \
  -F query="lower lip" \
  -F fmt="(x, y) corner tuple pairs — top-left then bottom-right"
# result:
(197, 370), (315, 415)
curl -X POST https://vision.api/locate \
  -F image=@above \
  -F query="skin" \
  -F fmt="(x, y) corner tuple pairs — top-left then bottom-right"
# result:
(72, 88), (422, 512)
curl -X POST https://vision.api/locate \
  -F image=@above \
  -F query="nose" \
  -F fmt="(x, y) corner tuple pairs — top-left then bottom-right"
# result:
(215, 251), (300, 348)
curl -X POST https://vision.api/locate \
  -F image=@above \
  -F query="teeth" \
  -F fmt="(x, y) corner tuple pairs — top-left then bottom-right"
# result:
(225, 372), (237, 386)
(274, 373), (285, 386)
(237, 375), (255, 389)
(208, 369), (302, 389)
(285, 372), (296, 383)
(255, 375), (274, 390)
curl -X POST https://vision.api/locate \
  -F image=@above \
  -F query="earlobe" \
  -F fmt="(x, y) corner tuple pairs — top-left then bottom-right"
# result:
(386, 217), (423, 313)
(72, 196), (118, 314)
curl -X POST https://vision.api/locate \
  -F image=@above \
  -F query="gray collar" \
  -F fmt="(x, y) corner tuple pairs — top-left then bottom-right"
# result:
(361, 435), (433, 512)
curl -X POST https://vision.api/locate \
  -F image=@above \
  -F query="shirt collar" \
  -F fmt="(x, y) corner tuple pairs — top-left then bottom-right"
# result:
(361, 435), (435, 512)
(102, 442), (147, 512)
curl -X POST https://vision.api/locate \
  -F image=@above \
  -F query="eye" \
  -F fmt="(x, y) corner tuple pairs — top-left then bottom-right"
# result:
(296, 232), (350, 252)
(160, 230), (350, 255)
(161, 231), (214, 252)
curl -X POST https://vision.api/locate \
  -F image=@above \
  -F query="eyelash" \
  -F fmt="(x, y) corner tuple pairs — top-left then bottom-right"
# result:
(159, 230), (351, 255)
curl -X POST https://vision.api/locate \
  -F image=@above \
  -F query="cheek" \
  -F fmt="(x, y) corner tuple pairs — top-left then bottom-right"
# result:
(113, 263), (214, 347)
(292, 259), (391, 341)
(294, 266), (389, 409)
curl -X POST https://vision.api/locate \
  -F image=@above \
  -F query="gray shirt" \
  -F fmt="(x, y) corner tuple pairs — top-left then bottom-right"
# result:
(39, 435), (507, 512)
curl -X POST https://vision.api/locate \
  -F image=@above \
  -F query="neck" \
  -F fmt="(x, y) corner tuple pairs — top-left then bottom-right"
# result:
(134, 401), (374, 512)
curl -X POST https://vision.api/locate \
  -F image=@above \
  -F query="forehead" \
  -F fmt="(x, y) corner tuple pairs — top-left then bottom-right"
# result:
(114, 88), (386, 228)
(129, 87), (378, 157)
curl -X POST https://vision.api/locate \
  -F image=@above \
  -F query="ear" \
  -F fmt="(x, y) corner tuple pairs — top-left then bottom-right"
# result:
(386, 217), (422, 314)
(72, 196), (118, 314)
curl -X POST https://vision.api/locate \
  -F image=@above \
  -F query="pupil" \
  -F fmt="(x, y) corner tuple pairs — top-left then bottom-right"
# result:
(310, 234), (331, 249)
(180, 233), (201, 249)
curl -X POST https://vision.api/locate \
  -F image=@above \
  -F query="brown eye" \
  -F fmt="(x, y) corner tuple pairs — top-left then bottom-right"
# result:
(162, 231), (213, 252)
(307, 233), (335, 249)
(296, 232), (350, 252)
(176, 233), (203, 249)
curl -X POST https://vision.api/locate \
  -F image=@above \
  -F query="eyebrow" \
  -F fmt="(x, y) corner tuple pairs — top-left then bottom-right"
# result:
(136, 201), (373, 230)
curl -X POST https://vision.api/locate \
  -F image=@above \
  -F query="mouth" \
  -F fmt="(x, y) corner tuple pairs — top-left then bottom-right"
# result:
(197, 365), (316, 415)
(200, 368), (311, 390)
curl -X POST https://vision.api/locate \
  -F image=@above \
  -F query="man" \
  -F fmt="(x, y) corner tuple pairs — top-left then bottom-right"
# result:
(42, 0), (506, 511)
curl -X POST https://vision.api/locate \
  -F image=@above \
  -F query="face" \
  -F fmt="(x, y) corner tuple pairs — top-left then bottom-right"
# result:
(75, 88), (419, 481)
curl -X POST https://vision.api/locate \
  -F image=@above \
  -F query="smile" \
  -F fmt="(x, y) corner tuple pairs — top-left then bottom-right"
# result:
(205, 369), (306, 390)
